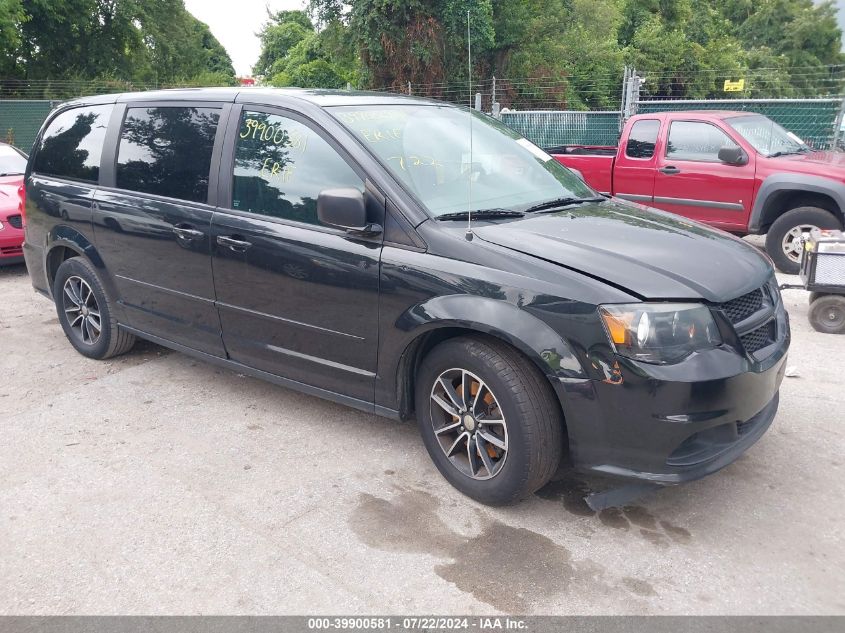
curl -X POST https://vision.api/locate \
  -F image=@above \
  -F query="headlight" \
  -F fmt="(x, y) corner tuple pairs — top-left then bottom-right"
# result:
(599, 303), (721, 364)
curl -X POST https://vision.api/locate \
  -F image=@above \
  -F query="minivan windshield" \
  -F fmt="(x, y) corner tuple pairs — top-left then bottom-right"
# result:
(725, 114), (810, 157)
(331, 104), (596, 217)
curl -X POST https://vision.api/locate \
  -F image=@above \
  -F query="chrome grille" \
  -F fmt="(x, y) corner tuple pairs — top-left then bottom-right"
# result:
(6, 214), (22, 229)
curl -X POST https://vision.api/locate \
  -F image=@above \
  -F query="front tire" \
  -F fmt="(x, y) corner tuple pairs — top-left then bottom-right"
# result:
(53, 257), (135, 359)
(415, 336), (563, 506)
(765, 207), (842, 274)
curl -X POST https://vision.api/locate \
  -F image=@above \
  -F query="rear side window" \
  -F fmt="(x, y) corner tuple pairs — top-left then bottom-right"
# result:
(666, 121), (739, 162)
(33, 104), (113, 182)
(116, 106), (220, 203)
(625, 119), (660, 159)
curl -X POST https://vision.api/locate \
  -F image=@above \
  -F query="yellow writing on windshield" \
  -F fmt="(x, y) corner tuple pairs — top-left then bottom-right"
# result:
(337, 110), (408, 125)
(359, 127), (402, 143)
(388, 154), (443, 171)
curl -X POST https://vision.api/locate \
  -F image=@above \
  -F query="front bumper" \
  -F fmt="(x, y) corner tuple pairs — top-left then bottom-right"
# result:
(559, 344), (788, 485)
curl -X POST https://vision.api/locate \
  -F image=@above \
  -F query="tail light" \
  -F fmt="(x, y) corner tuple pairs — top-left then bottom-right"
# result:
(17, 183), (25, 226)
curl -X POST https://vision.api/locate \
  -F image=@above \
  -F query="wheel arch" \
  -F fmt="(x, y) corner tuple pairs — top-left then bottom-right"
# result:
(386, 295), (587, 423)
(750, 174), (845, 233)
(44, 225), (115, 300)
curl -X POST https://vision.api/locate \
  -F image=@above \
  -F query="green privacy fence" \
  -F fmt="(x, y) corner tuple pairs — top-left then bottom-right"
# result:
(636, 98), (842, 149)
(0, 100), (57, 153)
(1, 96), (843, 155)
(501, 98), (843, 151)
(500, 110), (621, 148)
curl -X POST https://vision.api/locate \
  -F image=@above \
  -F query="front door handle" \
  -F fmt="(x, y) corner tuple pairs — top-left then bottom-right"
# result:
(172, 225), (204, 240)
(217, 235), (252, 252)
(659, 166), (681, 175)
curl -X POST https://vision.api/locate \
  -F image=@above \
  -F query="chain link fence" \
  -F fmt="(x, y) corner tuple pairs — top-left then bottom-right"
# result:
(636, 99), (843, 150)
(380, 65), (845, 150)
(2, 66), (845, 153)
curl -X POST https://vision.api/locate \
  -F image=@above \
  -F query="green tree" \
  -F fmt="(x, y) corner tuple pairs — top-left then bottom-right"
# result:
(255, 8), (356, 88)
(254, 10), (314, 76)
(0, 0), (24, 75)
(2, 0), (235, 89)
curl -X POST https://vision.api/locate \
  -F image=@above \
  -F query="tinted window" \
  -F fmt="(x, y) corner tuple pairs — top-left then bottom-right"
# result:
(0, 144), (27, 176)
(33, 105), (113, 182)
(666, 121), (738, 162)
(116, 106), (220, 203)
(625, 120), (660, 159)
(232, 111), (363, 225)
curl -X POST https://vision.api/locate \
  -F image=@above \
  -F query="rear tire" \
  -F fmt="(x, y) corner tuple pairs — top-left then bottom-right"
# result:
(765, 207), (841, 274)
(809, 294), (845, 334)
(53, 257), (135, 359)
(415, 336), (563, 506)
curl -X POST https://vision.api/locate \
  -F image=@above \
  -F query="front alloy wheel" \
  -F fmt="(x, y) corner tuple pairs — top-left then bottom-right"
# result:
(415, 336), (563, 505)
(430, 368), (508, 480)
(62, 275), (102, 345)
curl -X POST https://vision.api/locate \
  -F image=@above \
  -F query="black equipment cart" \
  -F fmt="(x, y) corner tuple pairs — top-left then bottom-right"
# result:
(781, 228), (845, 334)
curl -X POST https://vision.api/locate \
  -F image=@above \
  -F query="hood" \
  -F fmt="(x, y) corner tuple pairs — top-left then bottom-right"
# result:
(764, 150), (845, 175)
(473, 199), (772, 303)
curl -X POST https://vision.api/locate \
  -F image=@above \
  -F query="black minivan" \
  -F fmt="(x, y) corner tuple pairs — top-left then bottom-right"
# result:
(23, 88), (789, 505)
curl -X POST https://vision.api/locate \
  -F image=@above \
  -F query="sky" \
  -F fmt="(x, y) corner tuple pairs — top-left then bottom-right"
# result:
(183, 0), (305, 77)
(835, 0), (845, 38)
(187, 0), (845, 78)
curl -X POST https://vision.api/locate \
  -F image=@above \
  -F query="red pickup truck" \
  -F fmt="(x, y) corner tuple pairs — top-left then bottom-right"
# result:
(549, 111), (845, 273)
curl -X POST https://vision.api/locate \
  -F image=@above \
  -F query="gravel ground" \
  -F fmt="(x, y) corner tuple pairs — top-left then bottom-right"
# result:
(0, 257), (843, 615)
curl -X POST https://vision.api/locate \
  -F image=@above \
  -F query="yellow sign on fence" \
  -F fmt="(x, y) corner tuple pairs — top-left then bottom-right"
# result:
(724, 79), (745, 92)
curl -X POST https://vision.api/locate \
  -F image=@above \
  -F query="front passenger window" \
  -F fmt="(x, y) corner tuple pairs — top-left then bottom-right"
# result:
(232, 111), (364, 225)
(666, 121), (739, 162)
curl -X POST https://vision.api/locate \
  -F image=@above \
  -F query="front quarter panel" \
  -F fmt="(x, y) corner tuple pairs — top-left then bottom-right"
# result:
(375, 231), (635, 416)
(749, 172), (845, 232)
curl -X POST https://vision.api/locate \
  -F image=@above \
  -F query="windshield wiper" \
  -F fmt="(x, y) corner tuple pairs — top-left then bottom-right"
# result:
(522, 196), (605, 213)
(0, 172), (23, 177)
(436, 209), (524, 221)
(769, 147), (810, 158)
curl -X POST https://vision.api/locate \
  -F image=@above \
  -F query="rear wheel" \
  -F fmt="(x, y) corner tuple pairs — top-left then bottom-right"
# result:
(415, 336), (563, 506)
(53, 257), (135, 359)
(809, 294), (845, 334)
(765, 207), (842, 274)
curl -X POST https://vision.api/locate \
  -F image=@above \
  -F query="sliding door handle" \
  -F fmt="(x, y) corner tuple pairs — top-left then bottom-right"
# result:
(217, 235), (252, 252)
(172, 225), (204, 240)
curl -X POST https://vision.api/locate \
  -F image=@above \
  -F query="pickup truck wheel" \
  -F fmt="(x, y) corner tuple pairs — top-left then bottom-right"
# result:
(53, 257), (136, 359)
(415, 336), (563, 506)
(766, 207), (842, 274)
(808, 294), (845, 334)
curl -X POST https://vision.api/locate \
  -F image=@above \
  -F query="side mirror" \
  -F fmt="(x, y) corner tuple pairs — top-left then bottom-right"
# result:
(317, 188), (382, 235)
(718, 146), (748, 166)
